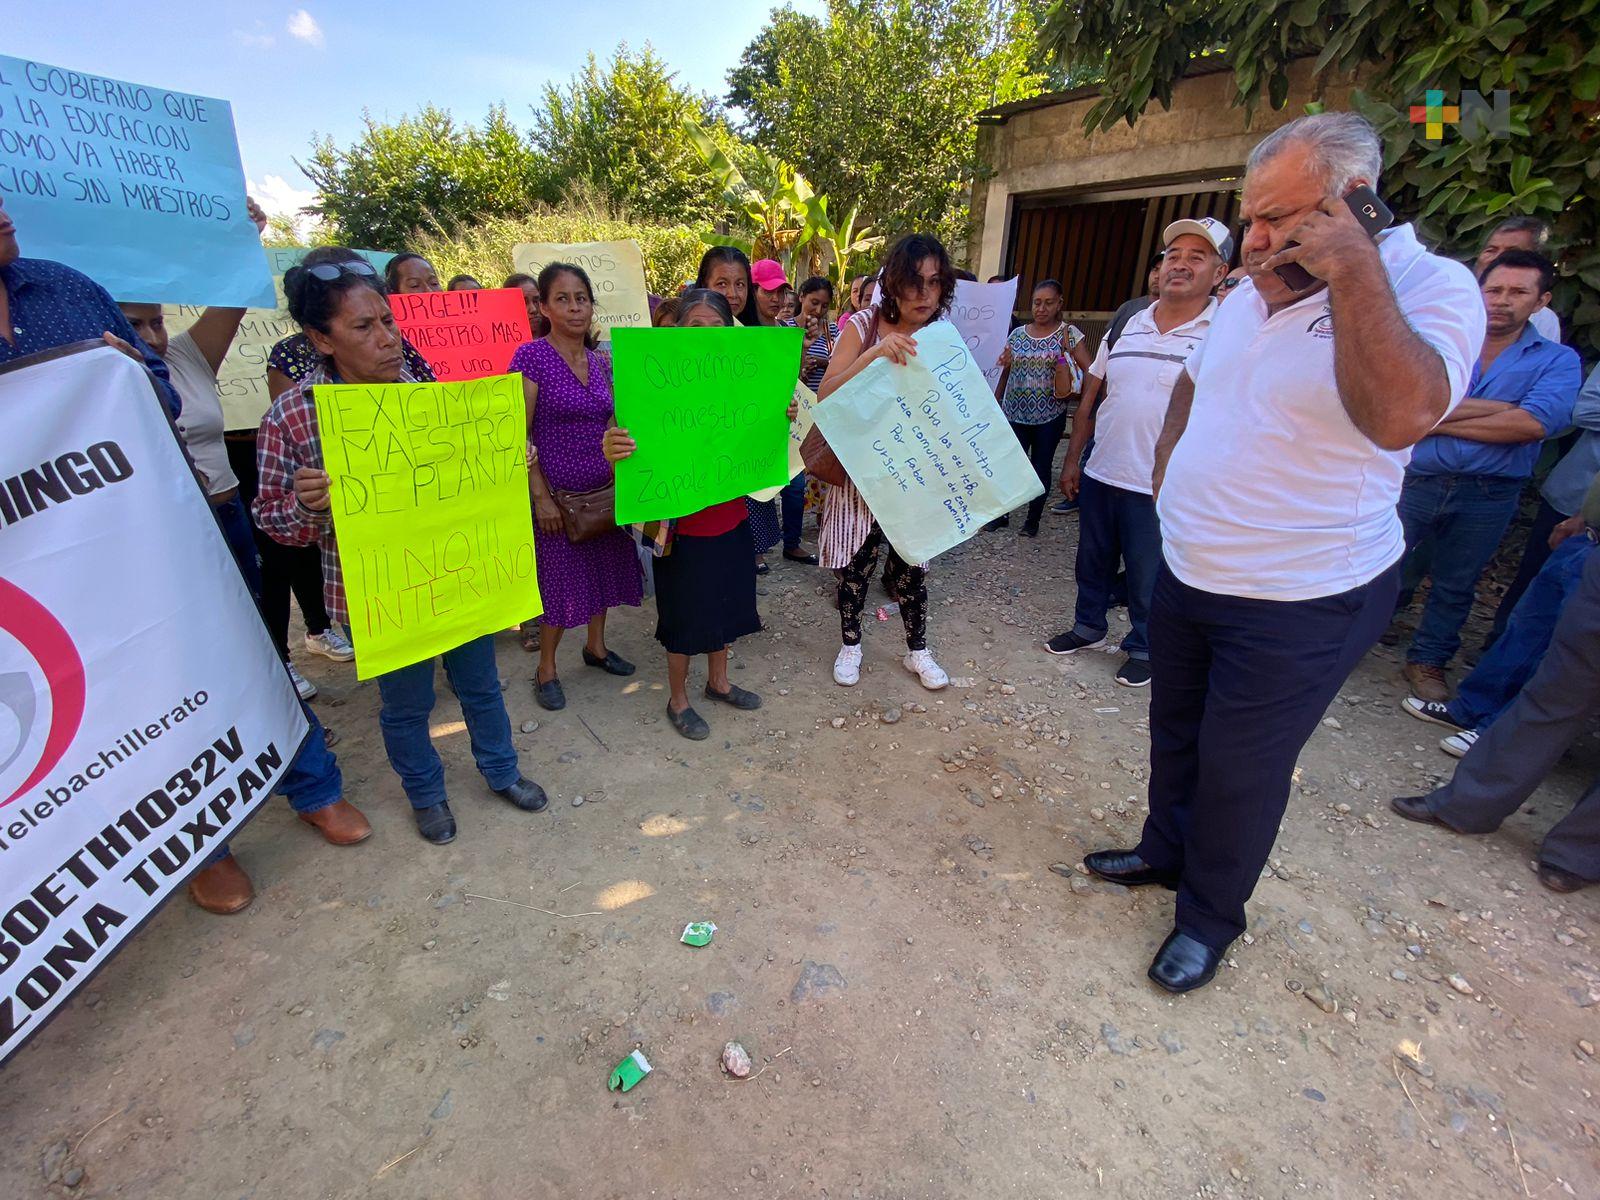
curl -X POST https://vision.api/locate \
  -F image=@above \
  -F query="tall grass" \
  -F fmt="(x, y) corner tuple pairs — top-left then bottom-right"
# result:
(410, 183), (706, 296)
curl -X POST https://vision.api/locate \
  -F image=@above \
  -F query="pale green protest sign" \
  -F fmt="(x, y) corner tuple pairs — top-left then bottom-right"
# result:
(809, 320), (1043, 563)
(610, 326), (801, 524)
(313, 373), (541, 678)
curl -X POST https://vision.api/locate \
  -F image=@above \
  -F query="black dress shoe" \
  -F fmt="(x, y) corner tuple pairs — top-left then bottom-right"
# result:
(1536, 862), (1590, 893)
(582, 647), (636, 676)
(1390, 795), (1443, 825)
(413, 801), (457, 845)
(704, 683), (762, 710)
(1147, 929), (1225, 993)
(493, 776), (549, 812)
(534, 677), (566, 711)
(783, 548), (819, 565)
(1083, 849), (1179, 889)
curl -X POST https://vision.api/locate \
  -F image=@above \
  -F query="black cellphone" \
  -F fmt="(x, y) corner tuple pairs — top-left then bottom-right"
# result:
(1273, 185), (1394, 291)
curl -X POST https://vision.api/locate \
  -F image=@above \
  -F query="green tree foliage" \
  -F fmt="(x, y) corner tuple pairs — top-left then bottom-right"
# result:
(727, 0), (1045, 247)
(300, 105), (550, 249)
(1037, 0), (1600, 354)
(532, 45), (745, 226)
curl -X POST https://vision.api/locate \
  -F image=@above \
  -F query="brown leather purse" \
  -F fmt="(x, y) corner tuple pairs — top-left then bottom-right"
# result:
(801, 308), (878, 488)
(552, 484), (618, 544)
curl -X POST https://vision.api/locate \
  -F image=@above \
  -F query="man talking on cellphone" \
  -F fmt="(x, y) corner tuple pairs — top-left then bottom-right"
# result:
(1081, 113), (1485, 993)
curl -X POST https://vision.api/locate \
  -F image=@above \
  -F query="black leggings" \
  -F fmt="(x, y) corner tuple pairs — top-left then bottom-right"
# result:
(228, 432), (331, 660)
(1010, 411), (1068, 525)
(838, 524), (927, 650)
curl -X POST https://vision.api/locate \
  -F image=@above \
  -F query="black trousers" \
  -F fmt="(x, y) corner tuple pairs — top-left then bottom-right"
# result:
(1136, 562), (1399, 949)
(227, 431), (332, 660)
(1009, 412), (1067, 526)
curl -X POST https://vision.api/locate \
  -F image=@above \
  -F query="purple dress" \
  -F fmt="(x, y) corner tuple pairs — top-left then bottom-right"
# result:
(511, 339), (643, 628)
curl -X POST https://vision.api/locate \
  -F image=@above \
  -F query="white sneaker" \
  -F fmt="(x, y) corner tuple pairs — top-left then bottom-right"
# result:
(833, 644), (863, 686)
(287, 662), (318, 701)
(305, 628), (355, 662)
(902, 648), (948, 690)
(1441, 729), (1478, 759)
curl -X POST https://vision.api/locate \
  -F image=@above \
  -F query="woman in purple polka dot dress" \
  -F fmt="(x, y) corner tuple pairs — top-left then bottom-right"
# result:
(512, 263), (642, 712)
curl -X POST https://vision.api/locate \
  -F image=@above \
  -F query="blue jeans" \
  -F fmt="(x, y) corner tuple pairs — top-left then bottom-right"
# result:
(205, 496), (343, 866)
(1072, 473), (1161, 660)
(780, 473), (806, 551)
(366, 631), (521, 809)
(1449, 534), (1594, 731)
(1397, 473), (1523, 667)
(1487, 496), (1566, 648)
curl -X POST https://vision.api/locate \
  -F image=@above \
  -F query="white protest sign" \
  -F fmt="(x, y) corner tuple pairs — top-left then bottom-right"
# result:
(510, 239), (650, 341)
(810, 321), (1043, 563)
(0, 345), (308, 1063)
(948, 277), (1019, 388)
(748, 382), (816, 502)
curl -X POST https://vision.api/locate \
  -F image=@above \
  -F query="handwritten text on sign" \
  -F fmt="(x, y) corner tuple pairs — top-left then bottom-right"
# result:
(314, 374), (541, 678)
(0, 56), (273, 308)
(948, 277), (1019, 388)
(165, 246), (393, 431)
(610, 326), (801, 524)
(510, 239), (650, 339)
(810, 320), (1043, 563)
(389, 287), (532, 382)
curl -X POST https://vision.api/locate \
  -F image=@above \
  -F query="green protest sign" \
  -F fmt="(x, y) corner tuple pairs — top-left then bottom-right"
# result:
(610, 326), (801, 523)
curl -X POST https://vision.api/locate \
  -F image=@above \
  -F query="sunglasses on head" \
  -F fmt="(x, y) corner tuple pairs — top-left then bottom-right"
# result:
(304, 260), (377, 281)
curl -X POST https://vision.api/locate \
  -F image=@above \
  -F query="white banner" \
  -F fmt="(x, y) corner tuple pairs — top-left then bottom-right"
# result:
(0, 344), (308, 1063)
(948, 277), (1019, 389)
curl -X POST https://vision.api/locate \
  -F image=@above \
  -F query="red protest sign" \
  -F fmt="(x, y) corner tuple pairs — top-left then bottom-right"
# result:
(389, 288), (532, 381)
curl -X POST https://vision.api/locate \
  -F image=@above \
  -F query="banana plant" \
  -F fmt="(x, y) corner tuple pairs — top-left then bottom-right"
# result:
(815, 201), (883, 290)
(685, 119), (824, 276)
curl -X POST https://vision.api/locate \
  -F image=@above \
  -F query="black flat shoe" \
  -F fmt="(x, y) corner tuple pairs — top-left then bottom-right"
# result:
(1019, 521), (1039, 538)
(493, 776), (549, 812)
(704, 683), (762, 710)
(667, 703), (710, 740)
(535, 678), (566, 710)
(1148, 929), (1224, 993)
(1083, 848), (1179, 889)
(755, 561), (771, 576)
(783, 548), (820, 565)
(984, 516), (1009, 531)
(413, 801), (457, 845)
(1390, 795), (1442, 825)
(582, 648), (635, 676)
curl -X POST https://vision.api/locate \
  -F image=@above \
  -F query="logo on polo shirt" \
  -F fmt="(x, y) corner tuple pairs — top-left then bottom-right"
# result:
(1306, 306), (1334, 340)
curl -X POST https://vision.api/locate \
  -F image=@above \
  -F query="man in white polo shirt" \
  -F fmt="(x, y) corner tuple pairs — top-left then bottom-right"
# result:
(1045, 217), (1229, 687)
(1082, 113), (1484, 993)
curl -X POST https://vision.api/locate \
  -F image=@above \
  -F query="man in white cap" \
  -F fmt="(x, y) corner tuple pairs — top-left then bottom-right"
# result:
(1045, 217), (1230, 687)
(1082, 113), (1483, 994)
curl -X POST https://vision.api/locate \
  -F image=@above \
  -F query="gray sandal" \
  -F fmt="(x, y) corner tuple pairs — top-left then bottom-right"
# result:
(704, 683), (762, 710)
(667, 703), (710, 740)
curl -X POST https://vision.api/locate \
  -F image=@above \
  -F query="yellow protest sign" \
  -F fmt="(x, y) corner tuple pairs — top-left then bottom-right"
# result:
(312, 373), (541, 679)
(165, 246), (393, 431)
(749, 382), (815, 502)
(510, 239), (650, 340)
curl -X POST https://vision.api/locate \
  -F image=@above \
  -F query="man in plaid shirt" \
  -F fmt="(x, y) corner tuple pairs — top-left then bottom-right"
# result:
(253, 262), (548, 844)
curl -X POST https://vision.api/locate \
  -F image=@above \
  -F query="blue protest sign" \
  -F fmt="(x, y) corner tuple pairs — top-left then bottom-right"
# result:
(0, 56), (274, 308)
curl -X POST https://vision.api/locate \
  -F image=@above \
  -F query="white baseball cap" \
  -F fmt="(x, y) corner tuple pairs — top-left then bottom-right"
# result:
(1163, 216), (1234, 262)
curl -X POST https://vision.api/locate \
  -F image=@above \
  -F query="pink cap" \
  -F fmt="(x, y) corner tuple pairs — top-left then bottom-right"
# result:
(751, 258), (789, 292)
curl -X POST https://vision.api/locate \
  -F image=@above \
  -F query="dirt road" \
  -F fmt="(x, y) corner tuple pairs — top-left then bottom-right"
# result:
(5, 515), (1597, 1199)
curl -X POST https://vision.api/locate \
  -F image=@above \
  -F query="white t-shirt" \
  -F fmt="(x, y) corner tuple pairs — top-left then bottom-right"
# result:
(1530, 304), (1560, 342)
(164, 331), (240, 496)
(1158, 223), (1484, 601)
(1084, 298), (1215, 495)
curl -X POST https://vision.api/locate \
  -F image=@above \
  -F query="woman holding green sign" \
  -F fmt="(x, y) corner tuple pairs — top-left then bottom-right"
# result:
(512, 262), (643, 712)
(602, 288), (779, 740)
(815, 233), (955, 693)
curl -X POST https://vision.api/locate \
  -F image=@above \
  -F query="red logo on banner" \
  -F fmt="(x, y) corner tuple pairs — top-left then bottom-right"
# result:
(0, 577), (86, 808)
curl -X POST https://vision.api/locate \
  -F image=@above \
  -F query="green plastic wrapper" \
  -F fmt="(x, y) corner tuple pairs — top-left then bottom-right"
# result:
(680, 921), (717, 947)
(608, 1049), (652, 1092)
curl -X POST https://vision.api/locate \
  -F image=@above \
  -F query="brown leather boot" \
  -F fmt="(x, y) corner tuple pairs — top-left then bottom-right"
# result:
(298, 799), (373, 846)
(188, 855), (254, 914)
(1402, 662), (1449, 703)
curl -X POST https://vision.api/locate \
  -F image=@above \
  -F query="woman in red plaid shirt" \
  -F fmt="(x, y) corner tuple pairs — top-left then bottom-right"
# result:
(253, 257), (549, 845)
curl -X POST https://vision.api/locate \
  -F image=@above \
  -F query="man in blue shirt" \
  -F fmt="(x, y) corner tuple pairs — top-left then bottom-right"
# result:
(1398, 248), (1581, 701)
(0, 195), (178, 417)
